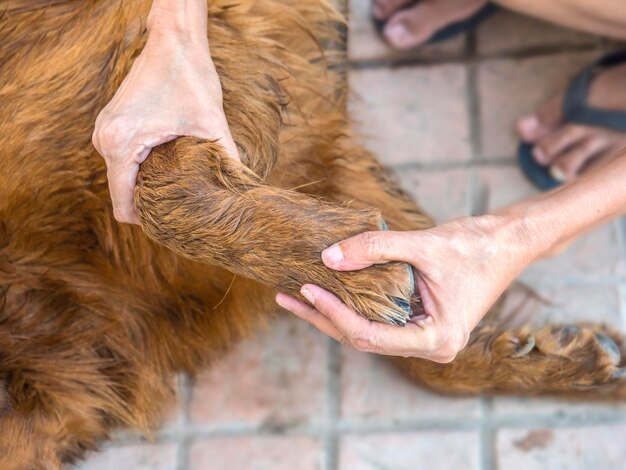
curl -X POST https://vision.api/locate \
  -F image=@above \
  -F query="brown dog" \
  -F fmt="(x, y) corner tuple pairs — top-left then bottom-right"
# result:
(1, 0), (625, 468)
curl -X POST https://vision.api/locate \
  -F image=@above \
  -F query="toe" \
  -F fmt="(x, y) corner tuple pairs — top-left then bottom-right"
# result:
(550, 135), (609, 181)
(373, 0), (412, 21)
(533, 125), (587, 166)
(517, 96), (563, 143)
(384, 3), (433, 49)
(582, 144), (624, 174)
(384, 0), (484, 49)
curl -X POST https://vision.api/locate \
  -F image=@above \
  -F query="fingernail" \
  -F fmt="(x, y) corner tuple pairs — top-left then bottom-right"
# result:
(301, 287), (315, 305)
(276, 295), (287, 309)
(322, 245), (343, 266)
(518, 115), (539, 139)
(384, 23), (408, 45)
(532, 147), (547, 165)
(550, 165), (566, 182)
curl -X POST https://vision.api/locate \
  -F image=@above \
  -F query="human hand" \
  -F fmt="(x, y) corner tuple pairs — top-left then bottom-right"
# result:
(277, 215), (538, 362)
(92, 22), (239, 224)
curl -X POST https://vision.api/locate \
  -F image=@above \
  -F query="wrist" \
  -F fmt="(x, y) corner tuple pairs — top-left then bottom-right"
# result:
(497, 151), (626, 260)
(147, 0), (209, 47)
(482, 204), (554, 267)
(496, 196), (570, 262)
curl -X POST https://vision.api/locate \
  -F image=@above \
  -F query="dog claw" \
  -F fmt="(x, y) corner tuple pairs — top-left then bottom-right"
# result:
(560, 325), (580, 345)
(595, 333), (621, 366)
(387, 302), (409, 326)
(387, 252), (416, 326)
(391, 296), (411, 317)
(511, 335), (536, 358)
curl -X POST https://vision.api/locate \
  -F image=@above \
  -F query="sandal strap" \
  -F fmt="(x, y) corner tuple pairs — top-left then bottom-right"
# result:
(562, 49), (626, 132)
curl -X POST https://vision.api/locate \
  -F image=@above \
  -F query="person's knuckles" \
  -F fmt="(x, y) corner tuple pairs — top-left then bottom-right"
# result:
(430, 339), (460, 363)
(94, 118), (126, 151)
(186, 111), (226, 136)
(433, 328), (469, 363)
(354, 231), (390, 261)
(404, 230), (434, 258)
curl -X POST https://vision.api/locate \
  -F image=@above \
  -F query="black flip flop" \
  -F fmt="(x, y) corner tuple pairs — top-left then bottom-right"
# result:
(518, 50), (626, 191)
(373, 2), (498, 46)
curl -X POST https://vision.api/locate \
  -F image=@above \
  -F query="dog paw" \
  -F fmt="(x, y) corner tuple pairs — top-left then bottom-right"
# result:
(490, 324), (626, 395)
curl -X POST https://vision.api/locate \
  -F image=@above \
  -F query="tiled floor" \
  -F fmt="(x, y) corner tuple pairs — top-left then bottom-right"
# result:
(78, 2), (626, 469)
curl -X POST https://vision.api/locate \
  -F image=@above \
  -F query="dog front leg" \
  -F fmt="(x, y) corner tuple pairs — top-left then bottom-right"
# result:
(135, 137), (419, 325)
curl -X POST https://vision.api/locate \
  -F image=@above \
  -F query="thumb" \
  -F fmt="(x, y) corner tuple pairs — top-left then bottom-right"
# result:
(322, 230), (417, 271)
(107, 162), (141, 225)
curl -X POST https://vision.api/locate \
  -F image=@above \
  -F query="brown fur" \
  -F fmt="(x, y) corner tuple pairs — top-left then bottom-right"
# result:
(1, 1), (625, 468)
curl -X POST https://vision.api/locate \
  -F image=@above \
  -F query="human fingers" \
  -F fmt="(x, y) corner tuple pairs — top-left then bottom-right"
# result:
(275, 292), (344, 343)
(106, 161), (141, 224)
(300, 284), (447, 359)
(321, 230), (418, 271)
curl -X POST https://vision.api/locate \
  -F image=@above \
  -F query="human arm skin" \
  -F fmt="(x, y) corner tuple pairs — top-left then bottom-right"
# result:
(494, 0), (626, 40)
(92, 0), (239, 224)
(277, 150), (626, 363)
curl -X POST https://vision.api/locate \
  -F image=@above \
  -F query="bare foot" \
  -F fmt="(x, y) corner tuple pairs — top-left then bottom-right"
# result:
(517, 61), (626, 183)
(372, 0), (488, 49)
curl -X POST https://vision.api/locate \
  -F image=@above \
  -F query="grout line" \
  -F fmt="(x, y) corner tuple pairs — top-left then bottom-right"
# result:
(478, 398), (496, 470)
(465, 27), (482, 164)
(465, 28), (485, 222)
(179, 409), (626, 437)
(348, 43), (606, 70)
(466, 164), (477, 218)
(385, 158), (517, 173)
(468, 166), (489, 217)
(175, 374), (193, 470)
(323, 338), (342, 470)
(106, 405), (626, 449)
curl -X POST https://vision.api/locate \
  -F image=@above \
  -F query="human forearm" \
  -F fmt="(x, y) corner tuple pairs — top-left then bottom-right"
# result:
(494, 0), (626, 40)
(499, 149), (626, 262)
(147, 0), (209, 44)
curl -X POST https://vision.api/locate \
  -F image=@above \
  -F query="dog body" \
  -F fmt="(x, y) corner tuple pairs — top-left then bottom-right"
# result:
(1, 1), (625, 467)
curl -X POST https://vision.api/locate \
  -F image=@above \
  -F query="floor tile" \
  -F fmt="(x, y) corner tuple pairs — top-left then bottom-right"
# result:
(188, 317), (327, 430)
(350, 65), (471, 166)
